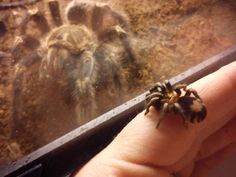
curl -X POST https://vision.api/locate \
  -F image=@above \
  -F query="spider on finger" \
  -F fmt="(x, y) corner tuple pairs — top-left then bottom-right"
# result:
(145, 80), (207, 128)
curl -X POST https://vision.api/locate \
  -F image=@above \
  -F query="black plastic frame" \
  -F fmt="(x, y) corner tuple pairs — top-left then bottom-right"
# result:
(1, 45), (236, 177)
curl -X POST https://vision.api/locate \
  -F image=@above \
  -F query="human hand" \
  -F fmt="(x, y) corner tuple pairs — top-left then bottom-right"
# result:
(75, 61), (236, 177)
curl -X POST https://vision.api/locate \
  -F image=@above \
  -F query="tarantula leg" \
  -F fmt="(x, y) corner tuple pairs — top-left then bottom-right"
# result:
(174, 83), (187, 90)
(150, 82), (165, 92)
(107, 57), (123, 91)
(12, 35), (40, 64)
(116, 26), (137, 63)
(101, 25), (139, 74)
(20, 7), (50, 35)
(156, 103), (168, 128)
(163, 80), (173, 91)
(66, 1), (89, 25)
(173, 83), (187, 95)
(91, 3), (106, 35)
(22, 52), (41, 66)
(21, 8), (50, 34)
(28, 8), (50, 34)
(11, 52), (41, 138)
(48, 0), (62, 26)
(11, 69), (24, 139)
(91, 3), (137, 62)
(174, 103), (188, 127)
(14, 35), (40, 50)
(101, 25), (137, 64)
(91, 3), (128, 36)
(75, 95), (97, 124)
(113, 26), (142, 84)
(0, 21), (7, 37)
(185, 88), (202, 100)
(144, 97), (160, 115)
(94, 3), (129, 29)
(145, 92), (162, 102)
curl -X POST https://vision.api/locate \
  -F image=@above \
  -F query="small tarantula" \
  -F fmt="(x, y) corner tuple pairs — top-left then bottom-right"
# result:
(9, 0), (146, 144)
(145, 80), (207, 128)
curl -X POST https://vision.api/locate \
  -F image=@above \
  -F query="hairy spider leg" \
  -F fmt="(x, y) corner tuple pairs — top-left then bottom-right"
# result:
(92, 3), (109, 34)
(173, 102), (188, 127)
(174, 83), (187, 90)
(11, 53), (41, 138)
(145, 92), (163, 103)
(144, 96), (162, 115)
(90, 3), (129, 39)
(90, 4), (139, 85)
(22, 8), (50, 34)
(185, 88), (202, 100)
(150, 82), (165, 93)
(156, 102), (168, 128)
(13, 7), (50, 57)
(101, 25), (140, 87)
(48, 0), (62, 26)
(114, 26), (136, 61)
(163, 80), (172, 92)
(146, 92), (163, 98)
(173, 83), (187, 95)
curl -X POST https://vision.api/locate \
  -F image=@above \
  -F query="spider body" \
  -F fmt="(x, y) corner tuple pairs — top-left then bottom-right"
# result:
(11, 0), (141, 122)
(145, 80), (207, 128)
(8, 0), (151, 148)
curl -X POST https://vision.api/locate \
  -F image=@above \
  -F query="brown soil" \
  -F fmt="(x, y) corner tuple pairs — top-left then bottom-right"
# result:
(1, 0), (236, 167)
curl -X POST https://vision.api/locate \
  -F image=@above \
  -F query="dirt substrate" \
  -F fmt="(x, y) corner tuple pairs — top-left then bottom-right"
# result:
(1, 0), (236, 168)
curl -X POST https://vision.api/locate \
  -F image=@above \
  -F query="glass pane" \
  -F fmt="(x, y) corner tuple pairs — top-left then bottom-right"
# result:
(0, 0), (236, 167)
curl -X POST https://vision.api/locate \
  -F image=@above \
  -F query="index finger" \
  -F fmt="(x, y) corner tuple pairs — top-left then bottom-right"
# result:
(103, 61), (236, 167)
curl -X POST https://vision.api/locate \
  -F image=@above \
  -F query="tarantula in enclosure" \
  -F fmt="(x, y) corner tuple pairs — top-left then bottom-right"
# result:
(145, 80), (207, 128)
(9, 0), (147, 141)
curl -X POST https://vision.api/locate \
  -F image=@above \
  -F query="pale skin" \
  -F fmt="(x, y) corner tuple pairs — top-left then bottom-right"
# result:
(75, 61), (236, 177)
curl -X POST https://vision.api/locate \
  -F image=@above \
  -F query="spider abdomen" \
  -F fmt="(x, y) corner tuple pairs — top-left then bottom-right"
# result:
(177, 96), (207, 123)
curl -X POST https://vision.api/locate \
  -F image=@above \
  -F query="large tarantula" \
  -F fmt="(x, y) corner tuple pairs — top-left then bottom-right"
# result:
(145, 80), (207, 128)
(9, 0), (146, 146)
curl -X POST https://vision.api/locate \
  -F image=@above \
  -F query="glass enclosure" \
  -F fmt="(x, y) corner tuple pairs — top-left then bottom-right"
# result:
(1, 0), (236, 168)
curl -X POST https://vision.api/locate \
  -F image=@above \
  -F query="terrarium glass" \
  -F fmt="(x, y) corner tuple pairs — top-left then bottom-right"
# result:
(1, 0), (236, 167)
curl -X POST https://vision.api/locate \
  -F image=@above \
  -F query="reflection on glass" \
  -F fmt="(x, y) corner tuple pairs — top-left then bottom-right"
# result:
(0, 0), (236, 167)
